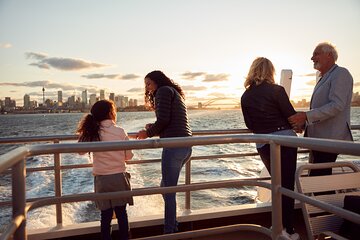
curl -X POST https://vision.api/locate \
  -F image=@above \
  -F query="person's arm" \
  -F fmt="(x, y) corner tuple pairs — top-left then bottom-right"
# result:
(146, 87), (173, 137)
(306, 68), (353, 124)
(240, 96), (253, 131)
(276, 86), (296, 118)
(124, 135), (134, 160)
(275, 86), (304, 132)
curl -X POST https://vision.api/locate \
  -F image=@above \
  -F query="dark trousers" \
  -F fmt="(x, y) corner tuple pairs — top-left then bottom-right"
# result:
(257, 144), (297, 234)
(309, 150), (338, 176)
(100, 206), (129, 240)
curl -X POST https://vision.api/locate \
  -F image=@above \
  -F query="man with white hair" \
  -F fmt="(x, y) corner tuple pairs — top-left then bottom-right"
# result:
(289, 42), (353, 176)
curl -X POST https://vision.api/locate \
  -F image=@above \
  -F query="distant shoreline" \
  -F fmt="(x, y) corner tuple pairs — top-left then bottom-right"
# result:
(1, 106), (360, 115)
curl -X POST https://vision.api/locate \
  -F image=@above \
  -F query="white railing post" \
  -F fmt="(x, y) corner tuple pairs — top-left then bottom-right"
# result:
(270, 142), (282, 239)
(54, 139), (63, 225)
(12, 158), (27, 240)
(185, 158), (191, 210)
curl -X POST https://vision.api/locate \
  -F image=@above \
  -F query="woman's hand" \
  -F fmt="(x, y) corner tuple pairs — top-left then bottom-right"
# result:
(137, 130), (148, 139)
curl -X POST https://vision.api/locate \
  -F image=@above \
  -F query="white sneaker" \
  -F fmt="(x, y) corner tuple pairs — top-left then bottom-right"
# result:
(281, 229), (301, 240)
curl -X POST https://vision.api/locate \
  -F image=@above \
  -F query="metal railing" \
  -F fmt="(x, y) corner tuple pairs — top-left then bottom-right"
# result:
(0, 127), (360, 240)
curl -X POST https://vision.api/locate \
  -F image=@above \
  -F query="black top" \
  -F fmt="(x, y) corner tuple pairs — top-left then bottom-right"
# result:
(241, 82), (296, 134)
(146, 86), (192, 138)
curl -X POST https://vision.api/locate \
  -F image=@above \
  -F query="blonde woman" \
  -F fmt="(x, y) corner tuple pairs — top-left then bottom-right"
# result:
(241, 57), (299, 240)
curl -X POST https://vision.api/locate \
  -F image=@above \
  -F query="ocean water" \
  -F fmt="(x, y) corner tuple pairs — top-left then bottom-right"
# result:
(0, 108), (359, 231)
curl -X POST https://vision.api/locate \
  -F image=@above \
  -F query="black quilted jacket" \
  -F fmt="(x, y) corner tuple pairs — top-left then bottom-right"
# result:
(146, 86), (192, 138)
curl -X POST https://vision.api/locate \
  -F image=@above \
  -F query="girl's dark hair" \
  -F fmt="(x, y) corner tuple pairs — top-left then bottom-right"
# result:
(144, 70), (185, 110)
(76, 100), (116, 142)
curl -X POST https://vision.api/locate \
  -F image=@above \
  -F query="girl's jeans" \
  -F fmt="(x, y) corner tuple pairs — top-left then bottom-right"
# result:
(161, 147), (192, 233)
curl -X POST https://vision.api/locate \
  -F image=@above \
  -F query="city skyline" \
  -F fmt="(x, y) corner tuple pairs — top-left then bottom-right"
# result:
(1, 1), (360, 107)
(2, 88), (139, 106)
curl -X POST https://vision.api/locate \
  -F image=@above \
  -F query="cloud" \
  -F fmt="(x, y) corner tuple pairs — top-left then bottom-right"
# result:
(25, 52), (108, 71)
(0, 80), (98, 92)
(82, 73), (140, 80)
(298, 72), (316, 77)
(208, 92), (227, 98)
(0, 43), (13, 48)
(354, 81), (360, 87)
(181, 71), (207, 80)
(305, 79), (316, 86)
(180, 71), (230, 83)
(203, 73), (229, 82)
(127, 88), (144, 93)
(182, 85), (207, 91)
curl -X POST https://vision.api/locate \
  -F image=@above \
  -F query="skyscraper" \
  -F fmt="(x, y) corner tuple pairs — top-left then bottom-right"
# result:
(58, 91), (63, 103)
(89, 94), (97, 107)
(100, 90), (105, 100)
(82, 90), (88, 104)
(23, 94), (30, 109)
(109, 92), (115, 102)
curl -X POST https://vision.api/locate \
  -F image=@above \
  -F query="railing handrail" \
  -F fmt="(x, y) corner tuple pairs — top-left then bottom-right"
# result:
(1, 125), (359, 144)
(0, 129), (252, 144)
(1, 134), (359, 166)
(1, 128), (360, 240)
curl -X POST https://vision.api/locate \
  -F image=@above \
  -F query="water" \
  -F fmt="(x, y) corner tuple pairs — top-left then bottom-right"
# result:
(0, 108), (360, 231)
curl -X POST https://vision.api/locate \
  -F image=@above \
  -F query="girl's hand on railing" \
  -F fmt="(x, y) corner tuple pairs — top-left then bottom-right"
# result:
(137, 130), (148, 139)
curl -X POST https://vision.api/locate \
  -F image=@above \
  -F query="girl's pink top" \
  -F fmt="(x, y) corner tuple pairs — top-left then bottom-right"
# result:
(92, 119), (133, 175)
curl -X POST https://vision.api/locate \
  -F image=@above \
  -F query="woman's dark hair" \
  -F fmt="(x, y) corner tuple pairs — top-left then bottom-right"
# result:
(76, 100), (116, 142)
(144, 70), (185, 110)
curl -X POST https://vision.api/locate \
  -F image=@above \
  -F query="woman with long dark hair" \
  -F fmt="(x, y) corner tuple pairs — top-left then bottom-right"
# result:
(77, 100), (133, 240)
(137, 70), (192, 234)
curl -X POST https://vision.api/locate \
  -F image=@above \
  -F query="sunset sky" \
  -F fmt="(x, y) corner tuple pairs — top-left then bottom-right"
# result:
(1, 0), (359, 107)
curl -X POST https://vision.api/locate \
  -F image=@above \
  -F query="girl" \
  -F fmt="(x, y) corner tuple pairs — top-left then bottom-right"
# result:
(77, 100), (133, 240)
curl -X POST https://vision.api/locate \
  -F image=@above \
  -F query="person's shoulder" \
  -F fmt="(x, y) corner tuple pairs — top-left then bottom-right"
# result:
(241, 88), (250, 98)
(111, 124), (126, 133)
(334, 65), (353, 81)
(262, 82), (284, 92)
(156, 86), (175, 96)
(158, 86), (174, 92)
(336, 65), (352, 74)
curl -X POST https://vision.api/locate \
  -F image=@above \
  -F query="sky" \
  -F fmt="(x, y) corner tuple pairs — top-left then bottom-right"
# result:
(1, 0), (360, 108)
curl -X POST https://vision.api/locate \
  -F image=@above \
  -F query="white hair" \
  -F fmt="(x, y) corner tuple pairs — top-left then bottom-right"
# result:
(317, 42), (338, 61)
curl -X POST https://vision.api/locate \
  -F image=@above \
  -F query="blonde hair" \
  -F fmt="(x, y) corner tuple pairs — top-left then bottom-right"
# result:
(244, 57), (275, 89)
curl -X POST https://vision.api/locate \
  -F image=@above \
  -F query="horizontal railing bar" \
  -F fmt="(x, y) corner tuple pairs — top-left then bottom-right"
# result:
(1, 135), (360, 173)
(0, 146), (29, 173)
(27, 179), (271, 211)
(0, 152), (261, 175)
(25, 135), (360, 156)
(0, 149), (310, 176)
(0, 125), (359, 144)
(0, 129), (252, 144)
(0, 174), (275, 207)
(280, 187), (360, 225)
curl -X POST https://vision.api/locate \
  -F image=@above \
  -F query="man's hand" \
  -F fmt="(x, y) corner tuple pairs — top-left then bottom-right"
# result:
(288, 112), (307, 131)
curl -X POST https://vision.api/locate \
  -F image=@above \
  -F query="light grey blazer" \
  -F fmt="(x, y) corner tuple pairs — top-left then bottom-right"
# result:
(306, 64), (353, 141)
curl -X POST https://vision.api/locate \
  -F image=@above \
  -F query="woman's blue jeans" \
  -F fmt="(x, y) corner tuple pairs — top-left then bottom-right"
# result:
(161, 147), (192, 234)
